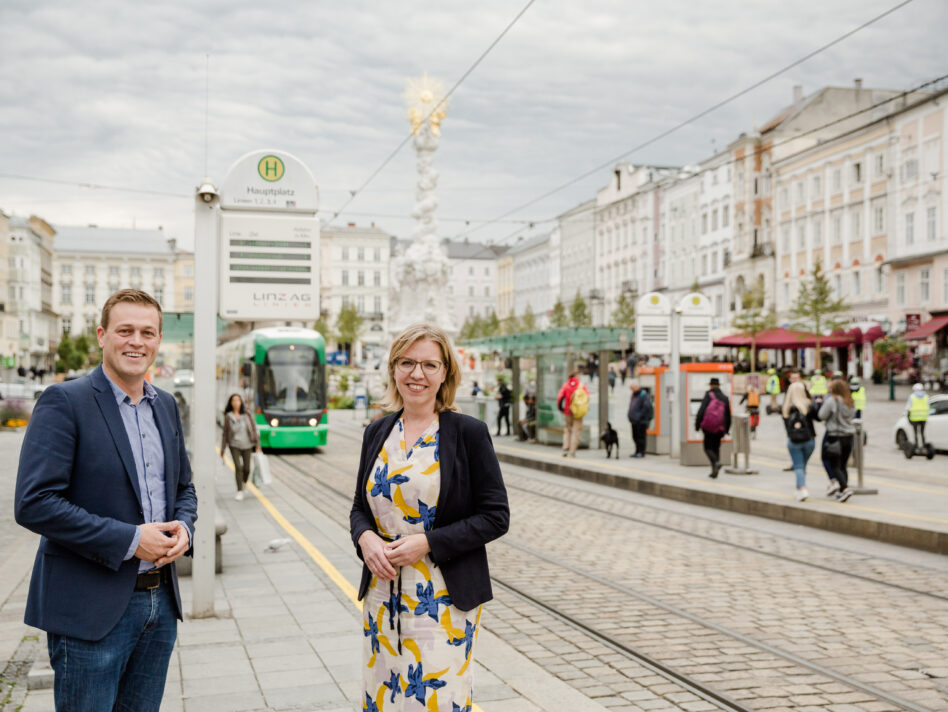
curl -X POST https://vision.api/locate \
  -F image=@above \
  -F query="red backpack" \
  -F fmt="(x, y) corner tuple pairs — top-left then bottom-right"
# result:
(700, 397), (726, 433)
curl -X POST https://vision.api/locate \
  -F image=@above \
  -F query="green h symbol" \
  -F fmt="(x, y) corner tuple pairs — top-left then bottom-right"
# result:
(263, 159), (278, 177)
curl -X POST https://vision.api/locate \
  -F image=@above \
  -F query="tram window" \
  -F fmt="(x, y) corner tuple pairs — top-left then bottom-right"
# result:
(260, 345), (324, 413)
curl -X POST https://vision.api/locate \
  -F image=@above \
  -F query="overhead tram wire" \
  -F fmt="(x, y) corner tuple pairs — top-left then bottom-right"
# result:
(458, 0), (919, 240)
(485, 73), (948, 246)
(326, 0), (537, 224)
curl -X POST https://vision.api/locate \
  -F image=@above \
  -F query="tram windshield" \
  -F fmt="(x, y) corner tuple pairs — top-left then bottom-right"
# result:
(258, 344), (324, 413)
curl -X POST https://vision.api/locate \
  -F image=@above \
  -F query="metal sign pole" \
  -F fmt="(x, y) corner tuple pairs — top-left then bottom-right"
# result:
(191, 181), (219, 618)
(669, 308), (681, 459)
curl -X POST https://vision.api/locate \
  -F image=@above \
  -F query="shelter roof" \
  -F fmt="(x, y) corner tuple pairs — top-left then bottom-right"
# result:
(461, 327), (631, 356)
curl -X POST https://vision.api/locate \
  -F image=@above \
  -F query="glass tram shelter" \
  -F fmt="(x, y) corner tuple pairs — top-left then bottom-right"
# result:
(462, 327), (632, 450)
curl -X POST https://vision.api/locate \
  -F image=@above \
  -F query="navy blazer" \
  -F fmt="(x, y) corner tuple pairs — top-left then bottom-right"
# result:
(350, 409), (509, 612)
(14, 365), (197, 641)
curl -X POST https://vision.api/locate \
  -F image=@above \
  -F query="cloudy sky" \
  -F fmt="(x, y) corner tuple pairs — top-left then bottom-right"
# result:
(1, 0), (945, 250)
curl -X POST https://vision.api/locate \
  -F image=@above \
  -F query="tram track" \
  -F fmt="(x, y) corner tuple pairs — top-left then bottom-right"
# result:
(271, 449), (948, 712)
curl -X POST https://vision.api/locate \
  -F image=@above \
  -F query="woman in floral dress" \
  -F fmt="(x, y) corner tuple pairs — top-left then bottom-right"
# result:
(350, 324), (509, 711)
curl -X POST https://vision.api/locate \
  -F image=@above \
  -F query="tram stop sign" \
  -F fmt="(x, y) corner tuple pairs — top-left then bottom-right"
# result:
(677, 292), (713, 356)
(635, 292), (672, 354)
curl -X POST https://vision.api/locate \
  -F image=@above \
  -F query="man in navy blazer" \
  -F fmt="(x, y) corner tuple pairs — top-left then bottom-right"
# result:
(15, 289), (197, 712)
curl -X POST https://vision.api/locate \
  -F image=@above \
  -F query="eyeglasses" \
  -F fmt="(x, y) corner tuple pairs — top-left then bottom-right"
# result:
(395, 358), (444, 375)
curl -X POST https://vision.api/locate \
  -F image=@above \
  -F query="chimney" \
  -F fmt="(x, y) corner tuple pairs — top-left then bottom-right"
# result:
(793, 85), (803, 104)
(854, 78), (863, 90)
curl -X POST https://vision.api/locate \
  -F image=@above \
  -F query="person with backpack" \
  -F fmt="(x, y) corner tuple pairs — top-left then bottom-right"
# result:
(627, 380), (653, 458)
(782, 380), (816, 501)
(694, 377), (731, 478)
(557, 370), (589, 457)
(739, 384), (760, 438)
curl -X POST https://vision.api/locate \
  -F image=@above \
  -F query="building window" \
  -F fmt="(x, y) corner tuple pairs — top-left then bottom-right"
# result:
(701, 213), (708, 234)
(701, 254), (708, 276)
(154, 267), (164, 279)
(813, 217), (823, 247)
(357, 295), (365, 313)
(183, 286), (193, 303)
(374, 296), (382, 313)
(373, 271), (381, 287)
(852, 270), (861, 297)
(832, 168), (841, 192)
(851, 209), (861, 241)
(711, 209), (718, 231)
(796, 182), (805, 203)
(872, 203), (885, 234)
(109, 265), (120, 277)
(711, 251), (718, 273)
(62, 317), (71, 334)
(943, 268), (948, 304)
(85, 265), (95, 276)
(906, 212), (915, 245)
(852, 162), (862, 184)
(722, 206), (729, 227)
(484, 267), (490, 276)
(342, 271), (349, 286)
(833, 274), (841, 296)
(357, 270), (364, 286)
(812, 175), (821, 196)
(85, 286), (95, 304)
(153, 288), (164, 304)
(468, 285), (474, 297)
(782, 282), (790, 305)
(357, 247), (365, 261)
(902, 159), (918, 182)
(797, 224), (806, 250)
(875, 267), (884, 295)
(781, 225), (790, 253)
(928, 207), (937, 241)
(183, 265), (193, 278)
(896, 273), (906, 305)
(341, 247), (349, 261)
(484, 286), (490, 297)
(61, 285), (72, 304)
(468, 266), (474, 276)
(874, 153), (885, 177)
(130, 266), (141, 278)
(780, 187), (789, 208)
(920, 268), (931, 302)
(832, 212), (842, 245)
(62, 264), (73, 276)
(342, 295), (350, 308)
(374, 247), (380, 262)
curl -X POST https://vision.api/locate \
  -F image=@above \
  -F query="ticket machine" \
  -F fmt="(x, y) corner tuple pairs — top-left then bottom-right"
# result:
(679, 362), (734, 466)
(637, 365), (669, 454)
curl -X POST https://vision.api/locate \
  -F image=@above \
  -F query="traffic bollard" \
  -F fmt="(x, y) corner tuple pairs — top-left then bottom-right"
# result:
(724, 413), (758, 475)
(850, 419), (877, 495)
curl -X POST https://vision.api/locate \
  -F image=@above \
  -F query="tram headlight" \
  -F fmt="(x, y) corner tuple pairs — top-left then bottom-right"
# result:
(308, 417), (318, 427)
(270, 418), (279, 427)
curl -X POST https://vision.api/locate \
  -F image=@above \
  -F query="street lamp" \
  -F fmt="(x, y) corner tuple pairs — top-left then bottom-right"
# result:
(881, 316), (895, 401)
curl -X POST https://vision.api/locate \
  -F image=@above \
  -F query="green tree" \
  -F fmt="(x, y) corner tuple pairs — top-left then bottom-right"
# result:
(73, 332), (99, 368)
(484, 310), (501, 338)
(313, 314), (334, 342)
(520, 305), (536, 333)
(569, 290), (592, 327)
(335, 303), (364, 361)
(550, 299), (569, 328)
(789, 259), (848, 369)
(55, 334), (81, 373)
(730, 281), (777, 372)
(610, 292), (635, 329)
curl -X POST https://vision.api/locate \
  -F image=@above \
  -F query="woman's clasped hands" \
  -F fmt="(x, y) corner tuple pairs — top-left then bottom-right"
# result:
(358, 531), (431, 581)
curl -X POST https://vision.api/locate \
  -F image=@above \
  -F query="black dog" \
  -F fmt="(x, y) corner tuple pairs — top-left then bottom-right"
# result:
(600, 421), (619, 458)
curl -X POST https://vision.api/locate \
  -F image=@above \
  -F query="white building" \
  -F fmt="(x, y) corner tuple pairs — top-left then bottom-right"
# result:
(509, 232), (553, 328)
(696, 152), (733, 324)
(320, 223), (390, 364)
(557, 199), (595, 305)
(662, 167), (701, 298)
(52, 225), (180, 337)
(8, 215), (58, 371)
(0, 211), (19, 366)
(444, 239), (505, 327)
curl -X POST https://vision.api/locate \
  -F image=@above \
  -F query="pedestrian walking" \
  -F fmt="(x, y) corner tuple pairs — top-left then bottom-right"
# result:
(220, 392), (260, 500)
(695, 377), (731, 478)
(739, 384), (761, 437)
(14, 289), (197, 712)
(627, 379), (653, 458)
(618, 359), (628, 384)
(818, 378), (856, 502)
(906, 382), (930, 448)
(557, 370), (589, 457)
(495, 376), (511, 436)
(470, 381), (482, 396)
(782, 381), (816, 501)
(350, 324), (509, 712)
(608, 366), (616, 393)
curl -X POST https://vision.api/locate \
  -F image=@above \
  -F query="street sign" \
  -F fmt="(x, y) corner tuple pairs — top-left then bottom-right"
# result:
(677, 292), (713, 356)
(635, 292), (672, 354)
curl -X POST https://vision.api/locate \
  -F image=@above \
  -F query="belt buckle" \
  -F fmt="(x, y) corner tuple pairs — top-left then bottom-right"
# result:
(143, 570), (161, 590)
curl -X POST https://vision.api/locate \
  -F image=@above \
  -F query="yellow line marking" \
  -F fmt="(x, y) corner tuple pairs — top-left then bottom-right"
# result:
(496, 443), (948, 526)
(233, 457), (486, 712)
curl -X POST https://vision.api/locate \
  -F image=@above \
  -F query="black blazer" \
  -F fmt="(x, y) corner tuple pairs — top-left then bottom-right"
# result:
(350, 409), (509, 611)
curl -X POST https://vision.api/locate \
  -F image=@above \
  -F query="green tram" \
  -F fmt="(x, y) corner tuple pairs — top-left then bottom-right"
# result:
(217, 327), (328, 449)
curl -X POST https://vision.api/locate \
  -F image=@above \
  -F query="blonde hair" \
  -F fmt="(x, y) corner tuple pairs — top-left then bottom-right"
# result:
(782, 381), (812, 419)
(381, 324), (461, 413)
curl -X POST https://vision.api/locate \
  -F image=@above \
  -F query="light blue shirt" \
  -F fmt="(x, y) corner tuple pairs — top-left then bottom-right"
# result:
(102, 371), (187, 572)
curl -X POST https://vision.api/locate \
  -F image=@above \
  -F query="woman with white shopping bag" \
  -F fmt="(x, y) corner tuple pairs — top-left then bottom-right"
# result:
(221, 393), (259, 500)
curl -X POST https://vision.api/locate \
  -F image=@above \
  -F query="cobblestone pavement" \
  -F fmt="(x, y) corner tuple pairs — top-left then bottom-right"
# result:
(285, 429), (948, 712)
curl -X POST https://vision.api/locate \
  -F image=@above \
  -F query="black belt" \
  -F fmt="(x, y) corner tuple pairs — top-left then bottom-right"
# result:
(134, 569), (165, 591)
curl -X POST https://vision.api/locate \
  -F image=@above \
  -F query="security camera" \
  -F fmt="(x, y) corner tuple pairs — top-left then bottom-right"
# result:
(196, 179), (218, 203)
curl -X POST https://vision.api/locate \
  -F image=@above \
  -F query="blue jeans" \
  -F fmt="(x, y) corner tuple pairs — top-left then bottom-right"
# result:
(48, 586), (177, 712)
(787, 438), (815, 489)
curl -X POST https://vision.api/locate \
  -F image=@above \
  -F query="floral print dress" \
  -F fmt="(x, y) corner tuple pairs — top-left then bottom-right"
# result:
(362, 417), (480, 712)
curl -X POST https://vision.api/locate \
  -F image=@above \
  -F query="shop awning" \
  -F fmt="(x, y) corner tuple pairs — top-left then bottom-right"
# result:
(904, 315), (948, 340)
(714, 326), (859, 349)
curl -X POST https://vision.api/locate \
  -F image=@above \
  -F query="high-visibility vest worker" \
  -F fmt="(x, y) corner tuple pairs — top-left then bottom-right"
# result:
(852, 386), (866, 412)
(908, 392), (930, 422)
(809, 373), (828, 396)
(766, 373), (781, 395)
